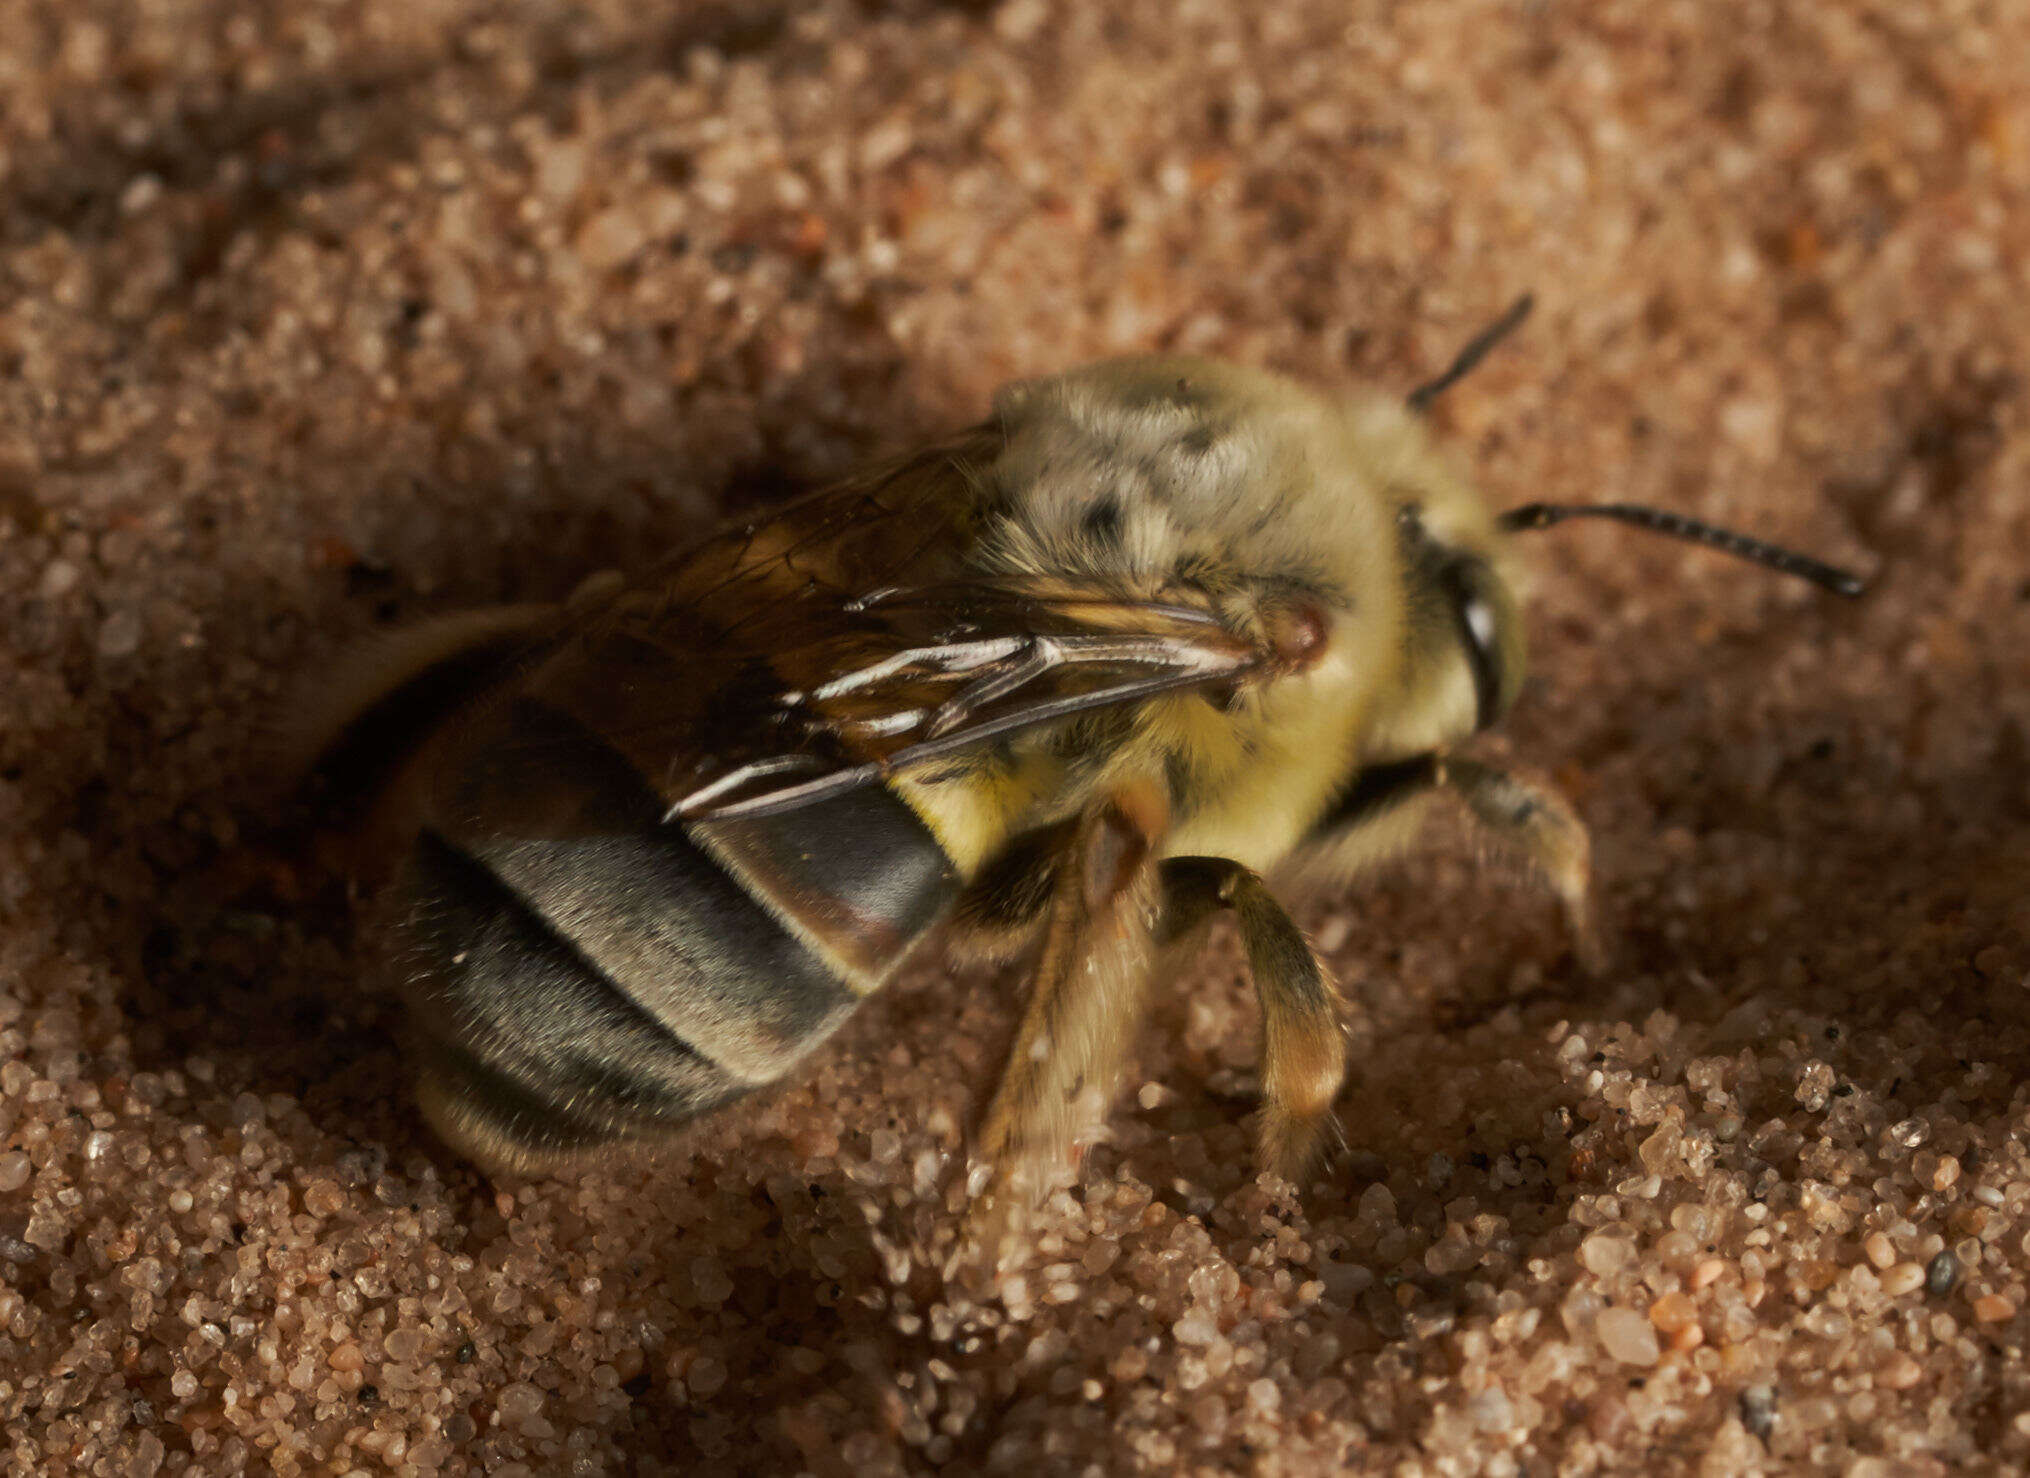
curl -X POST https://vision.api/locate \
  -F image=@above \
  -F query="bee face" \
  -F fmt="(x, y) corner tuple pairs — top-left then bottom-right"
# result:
(291, 311), (1859, 1201)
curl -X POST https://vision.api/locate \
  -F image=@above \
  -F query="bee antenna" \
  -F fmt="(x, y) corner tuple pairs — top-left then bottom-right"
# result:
(1498, 502), (1867, 597)
(1406, 294), (1536, 412)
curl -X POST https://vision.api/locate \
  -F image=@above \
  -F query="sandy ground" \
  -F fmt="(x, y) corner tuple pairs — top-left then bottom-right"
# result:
(3, 0), (2030, 1473)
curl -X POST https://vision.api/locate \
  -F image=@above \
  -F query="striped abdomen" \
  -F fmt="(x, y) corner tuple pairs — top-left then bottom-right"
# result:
(392, 695), (957, 1169)
(305, 611), (960, 1171)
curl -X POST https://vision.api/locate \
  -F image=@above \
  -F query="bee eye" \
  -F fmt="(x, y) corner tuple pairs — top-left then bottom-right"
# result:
(1441, 564), (1505, 731)
(1460, 591), (1497, 656)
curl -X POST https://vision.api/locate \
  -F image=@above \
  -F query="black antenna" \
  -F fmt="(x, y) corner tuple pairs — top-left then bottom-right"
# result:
(1499, 502), (1866, 597)
(1407, 294), (1536, 412)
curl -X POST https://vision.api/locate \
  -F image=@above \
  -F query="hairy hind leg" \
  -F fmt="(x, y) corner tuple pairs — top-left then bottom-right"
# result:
(972, 793), (1163, 1204)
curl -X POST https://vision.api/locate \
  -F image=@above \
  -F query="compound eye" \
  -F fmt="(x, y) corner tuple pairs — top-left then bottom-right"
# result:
(1459, 590), (1497, 661)
(1441, 564), (1505, 731)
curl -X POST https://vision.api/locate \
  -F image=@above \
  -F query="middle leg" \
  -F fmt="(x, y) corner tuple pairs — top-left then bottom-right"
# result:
(1160, 857), (1347, 1185)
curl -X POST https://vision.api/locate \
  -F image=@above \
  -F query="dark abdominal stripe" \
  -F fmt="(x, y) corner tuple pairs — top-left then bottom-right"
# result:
(394, 700), (859, 1154)
(402, 825), (743, 1141)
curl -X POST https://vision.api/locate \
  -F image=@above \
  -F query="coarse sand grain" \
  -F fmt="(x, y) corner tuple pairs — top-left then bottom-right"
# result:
(4, 1), (2030, 1473)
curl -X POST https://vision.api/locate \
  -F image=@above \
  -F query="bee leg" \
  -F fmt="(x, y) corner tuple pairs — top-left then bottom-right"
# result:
(1438, 758), (1600, 974)
(942, 819), (1074, 968)
(972, 794), (1163, 1206)
(1290, 754), (1598, 972)
(1160, 858), (1347, 1185)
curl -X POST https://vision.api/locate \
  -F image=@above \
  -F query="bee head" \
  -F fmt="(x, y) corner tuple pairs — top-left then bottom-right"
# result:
(1401, 295), (1866, 739)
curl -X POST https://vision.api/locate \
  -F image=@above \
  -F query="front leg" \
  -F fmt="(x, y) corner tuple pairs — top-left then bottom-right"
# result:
(1160, 858), (1347, 1184)
(1441, 756), (1598, 971)
(1284, 753), (1598, 970)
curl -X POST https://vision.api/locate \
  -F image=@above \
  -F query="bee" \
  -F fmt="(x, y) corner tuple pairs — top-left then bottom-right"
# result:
(292, 299), (1863, 1190)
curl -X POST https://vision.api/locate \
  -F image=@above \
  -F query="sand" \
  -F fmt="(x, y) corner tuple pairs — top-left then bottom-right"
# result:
(4, 0), (2030, 1472)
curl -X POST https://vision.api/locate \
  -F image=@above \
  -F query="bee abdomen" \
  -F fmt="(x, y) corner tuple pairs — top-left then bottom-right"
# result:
(394, 827), (749, 1163)
(391, 696), (955, 1169)
(290, 606), (555, 835)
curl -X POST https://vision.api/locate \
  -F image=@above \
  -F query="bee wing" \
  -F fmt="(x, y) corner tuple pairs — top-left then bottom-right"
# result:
(646, 431), (1005, 628)
(493, 427), (1270, 823)
(657, 580), (1267, 822)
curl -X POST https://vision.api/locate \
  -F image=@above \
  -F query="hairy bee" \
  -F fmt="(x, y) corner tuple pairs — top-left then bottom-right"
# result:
(294, 301), (1862, 1188)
